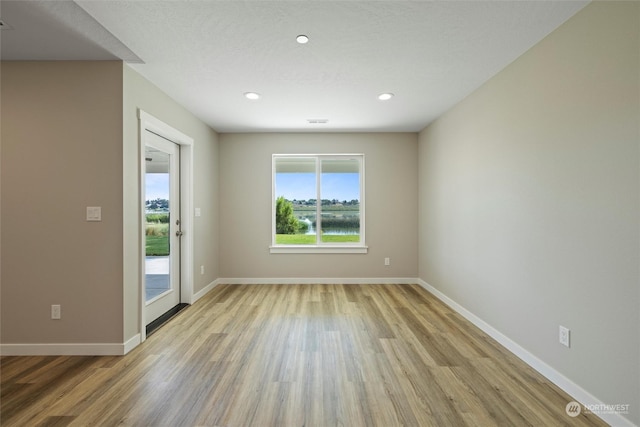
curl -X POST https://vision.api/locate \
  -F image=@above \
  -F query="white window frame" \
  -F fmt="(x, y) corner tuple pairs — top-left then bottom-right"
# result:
(270, 154), (367, 254)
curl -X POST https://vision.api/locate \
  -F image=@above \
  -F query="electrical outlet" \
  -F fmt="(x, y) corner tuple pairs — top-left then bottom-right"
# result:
(559, 325), (570, 347)
(51, 305), (61, 320)
(384, 257), (390, 266)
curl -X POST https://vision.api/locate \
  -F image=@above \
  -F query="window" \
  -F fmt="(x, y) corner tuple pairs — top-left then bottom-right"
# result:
(271, 154), (366, 253)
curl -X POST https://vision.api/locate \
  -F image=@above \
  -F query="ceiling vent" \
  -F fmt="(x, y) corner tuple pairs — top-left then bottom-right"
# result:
(307, 119), (328, 124)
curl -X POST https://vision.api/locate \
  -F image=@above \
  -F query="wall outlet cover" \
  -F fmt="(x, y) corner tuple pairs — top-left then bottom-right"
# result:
(559, 325), (570, 347)
(51, 304), (61, 320)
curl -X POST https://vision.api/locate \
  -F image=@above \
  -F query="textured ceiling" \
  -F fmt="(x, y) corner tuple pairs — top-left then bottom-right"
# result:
(0, 1), (141, 62)
(1, 1), (589, 132)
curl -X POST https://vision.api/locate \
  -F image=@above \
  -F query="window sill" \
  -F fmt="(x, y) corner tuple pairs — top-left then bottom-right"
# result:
(270, 245), (368, 254)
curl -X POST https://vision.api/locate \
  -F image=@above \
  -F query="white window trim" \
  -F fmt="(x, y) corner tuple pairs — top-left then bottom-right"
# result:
(269, 245), (368, 254)
(270, 153), (367, 254)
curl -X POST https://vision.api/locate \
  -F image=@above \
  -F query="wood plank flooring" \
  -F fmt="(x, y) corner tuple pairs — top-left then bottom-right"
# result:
(1, 284), (607, 426)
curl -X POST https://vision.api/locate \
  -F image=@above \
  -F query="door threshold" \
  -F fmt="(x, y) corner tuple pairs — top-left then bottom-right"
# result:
(146, 303), (189, 336)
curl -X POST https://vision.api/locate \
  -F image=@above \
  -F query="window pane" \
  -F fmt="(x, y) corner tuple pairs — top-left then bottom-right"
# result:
(275, 158), (316, 245)
(320, 159), (360, 243)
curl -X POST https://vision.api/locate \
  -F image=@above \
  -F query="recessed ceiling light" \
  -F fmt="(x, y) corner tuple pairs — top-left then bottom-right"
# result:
(244, 92), (261, 100)
(378, 93), (394, 101)
(296, 35), (309, 44)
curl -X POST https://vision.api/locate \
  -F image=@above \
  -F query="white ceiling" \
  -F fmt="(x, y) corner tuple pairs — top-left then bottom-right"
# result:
(1, 0), (589, 133)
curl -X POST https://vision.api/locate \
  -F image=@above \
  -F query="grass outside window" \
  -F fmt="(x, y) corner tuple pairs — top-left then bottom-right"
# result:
(275, 234), (360, 244)
(146, 214), (169, 256)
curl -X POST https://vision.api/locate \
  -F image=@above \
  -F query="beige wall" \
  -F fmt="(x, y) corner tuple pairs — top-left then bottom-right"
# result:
(0, 62), (219, 349)
(418, 2), (639, 424)
(1, 61), (124, 344)
(122, 65), (219, 341)
(219, 133), (418, 280)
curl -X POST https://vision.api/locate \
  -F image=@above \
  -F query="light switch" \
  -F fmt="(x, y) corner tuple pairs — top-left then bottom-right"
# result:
(195, 208), (201, 217)
(86, 206), (102, 221)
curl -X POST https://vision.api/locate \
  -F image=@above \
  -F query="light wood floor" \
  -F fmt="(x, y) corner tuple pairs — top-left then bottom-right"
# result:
(1, 284), (607, 426)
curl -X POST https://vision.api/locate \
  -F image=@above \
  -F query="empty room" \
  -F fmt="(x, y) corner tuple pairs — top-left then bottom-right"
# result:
(1, 1), (638, 426)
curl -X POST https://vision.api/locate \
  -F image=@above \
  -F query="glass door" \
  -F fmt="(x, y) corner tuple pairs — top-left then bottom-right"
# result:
(144, 130), (181, 327)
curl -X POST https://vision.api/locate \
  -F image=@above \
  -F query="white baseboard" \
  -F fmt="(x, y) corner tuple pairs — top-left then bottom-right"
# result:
(417, 279), (637, 427)
(0, 342), (132, 356)
(217, 277), (419, 285)
(193, 279), (221, 303)
(123, 334), (141, 355)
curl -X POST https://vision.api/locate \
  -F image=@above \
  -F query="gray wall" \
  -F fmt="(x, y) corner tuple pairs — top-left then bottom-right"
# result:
(219, 133), (418, 280)
(1, 61), (124, 344)
(418, 2), (639, 424)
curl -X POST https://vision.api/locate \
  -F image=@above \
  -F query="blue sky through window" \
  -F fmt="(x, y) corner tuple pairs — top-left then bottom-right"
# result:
(146, 173), (169, 200)
(276, 173), (359, 202)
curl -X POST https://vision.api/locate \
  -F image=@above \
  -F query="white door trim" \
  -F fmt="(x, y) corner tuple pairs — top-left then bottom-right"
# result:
(138, 110), (194, 343)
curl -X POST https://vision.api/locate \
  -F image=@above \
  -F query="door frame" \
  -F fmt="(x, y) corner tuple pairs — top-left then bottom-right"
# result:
(138, 110), (194, 342)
